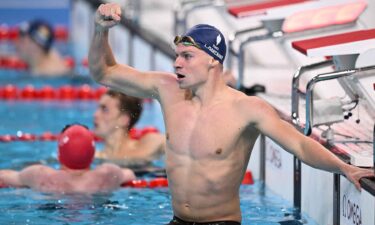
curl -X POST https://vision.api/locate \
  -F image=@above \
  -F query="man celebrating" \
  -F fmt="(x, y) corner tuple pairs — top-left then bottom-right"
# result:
(89, 3), (374, 224)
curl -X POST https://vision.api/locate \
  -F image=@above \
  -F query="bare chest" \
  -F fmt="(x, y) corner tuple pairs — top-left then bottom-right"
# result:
(165, 105), (247, 158)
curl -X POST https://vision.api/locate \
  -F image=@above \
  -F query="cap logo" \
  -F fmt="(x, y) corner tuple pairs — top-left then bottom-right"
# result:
(216, 34), (222, 46)
(60, 135), (69, 146)
(183, 24), (226, 64)
(36, 26), (50, 42)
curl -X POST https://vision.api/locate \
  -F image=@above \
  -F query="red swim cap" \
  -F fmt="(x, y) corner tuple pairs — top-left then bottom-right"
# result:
(58, 124), (95, 169)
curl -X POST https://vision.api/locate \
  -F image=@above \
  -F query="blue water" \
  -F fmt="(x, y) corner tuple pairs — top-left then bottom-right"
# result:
(0, 99), (165, 135)
(0, 179), (315, 225)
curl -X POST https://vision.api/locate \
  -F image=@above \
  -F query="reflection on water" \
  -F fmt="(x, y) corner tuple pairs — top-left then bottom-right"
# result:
(0, 188), (172, 225)
(0, 183), (318, 225)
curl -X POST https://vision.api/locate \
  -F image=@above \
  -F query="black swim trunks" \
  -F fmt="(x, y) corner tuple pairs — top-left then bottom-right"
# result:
(166, 216), (241, 225)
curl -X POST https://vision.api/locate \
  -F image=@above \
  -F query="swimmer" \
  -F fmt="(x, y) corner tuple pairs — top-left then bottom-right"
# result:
(15, 19), (71, 76)
(0, 124), (135, 194)
(94, 89), (165, 168)
(89, 3), (374, 224)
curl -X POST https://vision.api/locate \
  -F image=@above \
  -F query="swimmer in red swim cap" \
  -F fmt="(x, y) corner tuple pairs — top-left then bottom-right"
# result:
(58, 124), (95, 170)
(0, 124), (136, 194)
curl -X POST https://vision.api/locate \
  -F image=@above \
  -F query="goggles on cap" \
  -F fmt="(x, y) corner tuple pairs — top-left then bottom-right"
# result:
(174, 35), (201, 49)
(61, 123), (89, 133)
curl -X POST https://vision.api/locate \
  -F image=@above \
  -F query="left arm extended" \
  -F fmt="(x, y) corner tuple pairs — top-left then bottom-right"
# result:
(249, 97), (374, 190)
(0, 170), (25, 187)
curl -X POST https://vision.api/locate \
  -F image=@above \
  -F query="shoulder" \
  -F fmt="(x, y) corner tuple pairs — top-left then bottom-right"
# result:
(21, 164), (54, 174)
(136, 127), (165, 151)
(231, 92), (279, 123)
(151, 71), (186, 102)
(19, 165), (56, 186)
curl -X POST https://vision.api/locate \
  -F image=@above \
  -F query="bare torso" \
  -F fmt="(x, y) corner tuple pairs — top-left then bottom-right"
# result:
(160, 87), (259, 222)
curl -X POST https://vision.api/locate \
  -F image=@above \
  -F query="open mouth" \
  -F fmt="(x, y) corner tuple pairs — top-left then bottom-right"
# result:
(176, 73), (185, 79)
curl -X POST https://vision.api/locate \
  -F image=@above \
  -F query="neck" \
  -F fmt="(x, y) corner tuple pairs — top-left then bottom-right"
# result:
(103, 127), (131, 153)
(192, 67), (227, 106)
(60, 165), (90, 174)
(30, 49), (67, 75)
(27, 48), (45, 68)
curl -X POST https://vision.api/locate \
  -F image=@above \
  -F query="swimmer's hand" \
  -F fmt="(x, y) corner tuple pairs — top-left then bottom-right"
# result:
(95, 3), (122, 30)
(342, 164), (375, 191)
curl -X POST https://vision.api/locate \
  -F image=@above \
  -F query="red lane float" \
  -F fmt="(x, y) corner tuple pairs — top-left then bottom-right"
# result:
(121, 171), (254, 188)
(148, 177), (169, 188)
(0, 172), (254, 189)
(0, 84), (152, 101)
(0, 56), (88, 70)
(0, 56), (28, 70)
(122, 179), (148, 188)
(129, 127), (160, 140)
(0, 24), (68, 42)
(0, 134), (16, 142)
(0, 85), (108, 101)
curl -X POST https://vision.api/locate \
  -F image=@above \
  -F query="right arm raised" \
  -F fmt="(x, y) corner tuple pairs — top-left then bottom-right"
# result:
(89, 3), (175, 99)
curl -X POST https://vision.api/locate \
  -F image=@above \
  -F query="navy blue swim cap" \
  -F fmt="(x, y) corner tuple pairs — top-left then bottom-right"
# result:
(175, 24), (226, 64)
(20, 19), (54, 52)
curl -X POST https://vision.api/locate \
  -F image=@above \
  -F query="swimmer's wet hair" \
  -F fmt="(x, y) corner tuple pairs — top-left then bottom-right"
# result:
(105, 90), (143, 131)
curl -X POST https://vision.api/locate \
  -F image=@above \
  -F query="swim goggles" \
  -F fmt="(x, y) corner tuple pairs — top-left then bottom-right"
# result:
(173, 35), (201, 49)
(61, 123), (89, 133)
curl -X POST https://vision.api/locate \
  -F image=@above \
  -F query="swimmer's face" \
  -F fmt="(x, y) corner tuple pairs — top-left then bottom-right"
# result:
(94, 94), (128, 138)
(15, 35), (37, 61)
(174, 44), (214, 89)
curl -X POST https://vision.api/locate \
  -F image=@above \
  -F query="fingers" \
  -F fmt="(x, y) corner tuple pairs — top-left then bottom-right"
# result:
(97, 3), (122, 22)
(354, 180), (361, 192)
(351, 168), (374, 191)
(115, 7), (122, 19)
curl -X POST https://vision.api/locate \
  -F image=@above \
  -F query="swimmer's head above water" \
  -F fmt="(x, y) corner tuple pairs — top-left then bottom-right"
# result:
(58, 124), (95, 170)
(19, 19), (54, 53)
(174, 24), (227, 64)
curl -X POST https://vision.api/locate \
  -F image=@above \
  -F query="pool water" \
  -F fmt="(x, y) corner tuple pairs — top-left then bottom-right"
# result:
(0, 84), (319, 225)
(0, 99), (165, 135)
(0, 181), (316, 225)
(0, 187), (172, 225)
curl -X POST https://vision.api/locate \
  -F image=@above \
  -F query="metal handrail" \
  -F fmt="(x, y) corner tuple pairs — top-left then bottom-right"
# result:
(291, 59), (334, 130)
(304, 65), (375, 136)
(304, 70), (356, 136)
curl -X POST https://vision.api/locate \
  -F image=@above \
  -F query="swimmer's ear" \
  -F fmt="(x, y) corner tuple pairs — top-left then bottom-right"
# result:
(119, 114), (130, 128)
(209, 58), (219, 68)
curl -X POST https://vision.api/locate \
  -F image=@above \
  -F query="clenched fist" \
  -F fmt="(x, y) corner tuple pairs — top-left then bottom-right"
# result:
(95, 3), (122, 31)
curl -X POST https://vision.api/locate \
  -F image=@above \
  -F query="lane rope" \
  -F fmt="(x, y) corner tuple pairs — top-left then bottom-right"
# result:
(0, 171), (254, 189)
(0, 127), (160, 142)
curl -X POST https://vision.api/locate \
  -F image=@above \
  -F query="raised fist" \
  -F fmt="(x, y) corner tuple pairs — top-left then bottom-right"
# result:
(95, 3), (122, 30)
